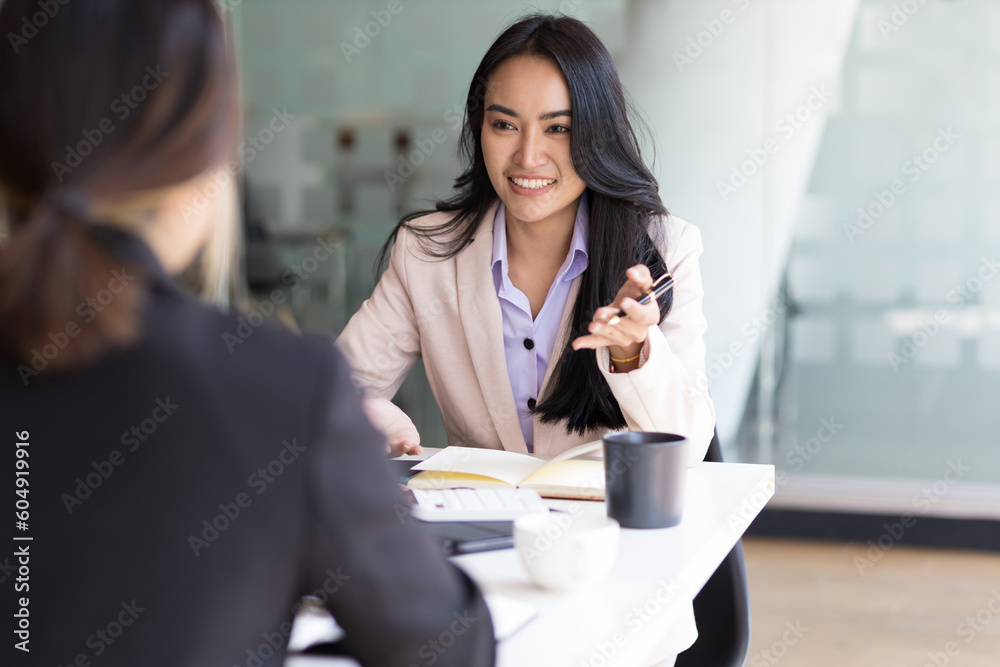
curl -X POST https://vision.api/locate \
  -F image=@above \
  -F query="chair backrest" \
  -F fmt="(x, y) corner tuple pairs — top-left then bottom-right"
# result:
(675, 430), (752, 667)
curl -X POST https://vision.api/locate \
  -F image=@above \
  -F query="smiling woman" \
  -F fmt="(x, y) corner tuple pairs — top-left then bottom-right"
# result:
(481, 55), (588, 320)
(481, 55), (586, 235)
(338, 10), (715, 469)
(335, 16), (714, 660)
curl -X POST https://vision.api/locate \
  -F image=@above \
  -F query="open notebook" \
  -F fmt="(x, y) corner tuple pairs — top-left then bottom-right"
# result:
(407, 440), (606, 501)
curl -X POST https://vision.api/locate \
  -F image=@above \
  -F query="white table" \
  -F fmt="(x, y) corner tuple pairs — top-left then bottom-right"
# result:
(286, 461), (774, 667)
(455, 461), (774, 666)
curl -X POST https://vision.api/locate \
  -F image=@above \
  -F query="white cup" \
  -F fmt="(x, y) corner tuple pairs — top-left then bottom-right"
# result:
(513, 511), (620, 592)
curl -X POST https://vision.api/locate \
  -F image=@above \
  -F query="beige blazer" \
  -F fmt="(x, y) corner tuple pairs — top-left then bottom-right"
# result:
(337, 202), (716, 466)
(337, 202), (713, 655)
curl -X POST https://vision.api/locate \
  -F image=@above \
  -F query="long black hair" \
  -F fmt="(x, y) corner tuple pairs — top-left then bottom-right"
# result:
(377, 13), (671, 435)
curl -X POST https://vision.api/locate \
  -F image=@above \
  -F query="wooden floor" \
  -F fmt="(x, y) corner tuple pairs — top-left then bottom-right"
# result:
(742, 537), (1000, 667)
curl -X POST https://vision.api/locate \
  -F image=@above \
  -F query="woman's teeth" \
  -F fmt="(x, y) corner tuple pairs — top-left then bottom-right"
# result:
(509, 177), (555, 190)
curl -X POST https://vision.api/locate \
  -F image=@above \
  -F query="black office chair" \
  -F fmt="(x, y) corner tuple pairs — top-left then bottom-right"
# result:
(674, 430), (751, 667)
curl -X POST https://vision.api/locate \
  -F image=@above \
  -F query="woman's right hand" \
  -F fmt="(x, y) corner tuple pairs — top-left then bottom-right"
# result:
(362, 397), (423, 457)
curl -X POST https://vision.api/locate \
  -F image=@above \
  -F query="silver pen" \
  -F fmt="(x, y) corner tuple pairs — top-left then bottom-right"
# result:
(606, 273), (674, 326)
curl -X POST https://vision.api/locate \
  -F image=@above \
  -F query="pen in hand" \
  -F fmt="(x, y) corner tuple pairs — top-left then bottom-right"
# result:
(606, 273), (674, 326)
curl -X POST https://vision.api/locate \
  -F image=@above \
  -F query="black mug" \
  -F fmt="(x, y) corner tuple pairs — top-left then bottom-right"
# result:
(603, 432), (687, 529)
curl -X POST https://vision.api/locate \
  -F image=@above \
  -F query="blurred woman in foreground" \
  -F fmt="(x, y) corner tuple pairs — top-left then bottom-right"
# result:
(0, 2), (494, 665)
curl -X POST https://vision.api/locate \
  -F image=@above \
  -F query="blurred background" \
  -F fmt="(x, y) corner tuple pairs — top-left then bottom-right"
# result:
(222, 0), (999, 663)
(229, 0), (999, 515)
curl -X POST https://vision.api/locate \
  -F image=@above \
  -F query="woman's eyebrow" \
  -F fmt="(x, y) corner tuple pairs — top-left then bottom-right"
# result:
(486, 103), (519, 117)
(539, 109), (572, 120)
(486, 103), (572, 120)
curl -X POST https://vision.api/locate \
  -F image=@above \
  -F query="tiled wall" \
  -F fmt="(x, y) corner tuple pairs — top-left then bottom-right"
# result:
(235, 0), (626, 239)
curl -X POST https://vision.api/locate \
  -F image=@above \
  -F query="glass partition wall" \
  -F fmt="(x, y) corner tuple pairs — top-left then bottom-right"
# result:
(759, 0), (1000, 518)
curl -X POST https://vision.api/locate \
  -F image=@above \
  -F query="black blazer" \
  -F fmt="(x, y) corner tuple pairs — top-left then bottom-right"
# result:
(0, 227), (494, 667)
